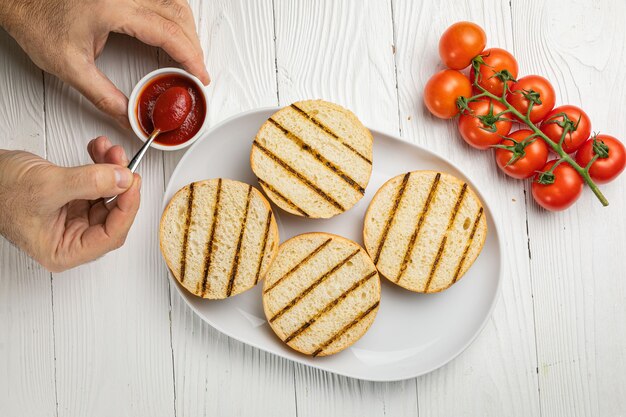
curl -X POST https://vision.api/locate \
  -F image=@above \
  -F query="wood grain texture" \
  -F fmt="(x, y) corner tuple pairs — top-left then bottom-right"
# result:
(274, 0), (399, 133)
(163, 1), (297, 416)
(273, 1), (417, 415)
(511, 1), (626, 416)
(0, 30), (57, 417)
(2, 1), (626, 416)
(44, 35), (176, 417)
(392, 1), (541, 416)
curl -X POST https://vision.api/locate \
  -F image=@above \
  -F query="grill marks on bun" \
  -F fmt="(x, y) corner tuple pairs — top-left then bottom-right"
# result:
(160, 179), (279, 299)
(252, 140), (346, 212)
(452, 206), (484, 285)
(395, 172), (441, 283)
(251, 100), (373, 218)
(372, 172), (410, 264)
(268, 248), (361, 324)
(267, 118), (365, 194)
(263, 237), (333, 294)
(256, 178), (310, 217)
(263, 233), (381, 356)
(363, 171), (487, 293)
(284, 270), (378, 344)
(199, 178), (222, 297)
(179, 182), (195, 283)
(289, 103), (372, 165)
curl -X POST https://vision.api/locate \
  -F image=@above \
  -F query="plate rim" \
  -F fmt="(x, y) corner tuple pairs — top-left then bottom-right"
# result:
(162, 106), (504, 382)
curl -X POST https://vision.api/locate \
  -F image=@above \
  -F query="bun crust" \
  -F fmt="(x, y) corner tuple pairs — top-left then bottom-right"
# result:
(160, 179), (279, 299)
(262, 233), (381, 356)
(251, 100), (373, 218)
(363, 171), (487, 293)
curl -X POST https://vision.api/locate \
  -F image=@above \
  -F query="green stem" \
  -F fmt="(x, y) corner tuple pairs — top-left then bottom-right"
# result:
(470, 86), (609, 207)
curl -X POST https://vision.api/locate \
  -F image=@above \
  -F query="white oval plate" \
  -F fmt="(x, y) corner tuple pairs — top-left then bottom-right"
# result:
(163, 107), (503, 381)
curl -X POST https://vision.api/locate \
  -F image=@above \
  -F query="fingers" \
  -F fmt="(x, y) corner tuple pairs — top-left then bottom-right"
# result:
(65, 60), (130, 126)
(88, 136), (112, 163)
(54, 163), (134, 204)
(88, 136), (129, 166)
(115, 6), (210, 85)
(78, 174), (141, 262)
(147, 0), (203, 52)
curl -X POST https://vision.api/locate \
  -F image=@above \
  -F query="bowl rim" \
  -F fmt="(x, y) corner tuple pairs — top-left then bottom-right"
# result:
(127, 67), (210, 152)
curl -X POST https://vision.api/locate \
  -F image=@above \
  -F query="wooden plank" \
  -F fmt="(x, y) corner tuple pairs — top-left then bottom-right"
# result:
(274, 0), (399, 133)
(273, 1), (417, 415)
(392, 1), (541, 416)
(44, 35), (176, 417)
(0, 30), (57, 417)
(511, 1), (626, 416)
(162, 1), (297, 416)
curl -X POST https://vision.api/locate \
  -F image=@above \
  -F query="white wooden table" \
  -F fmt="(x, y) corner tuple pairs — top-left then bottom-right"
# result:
(1, 1), (625, 416)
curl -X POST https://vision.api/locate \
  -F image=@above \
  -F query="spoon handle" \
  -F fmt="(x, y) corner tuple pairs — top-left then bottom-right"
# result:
(128, 129), (161, 173)
(103, 129), (160, 205)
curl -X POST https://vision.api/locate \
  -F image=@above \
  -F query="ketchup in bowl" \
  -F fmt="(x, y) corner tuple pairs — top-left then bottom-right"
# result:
(136, 74), (206, 146)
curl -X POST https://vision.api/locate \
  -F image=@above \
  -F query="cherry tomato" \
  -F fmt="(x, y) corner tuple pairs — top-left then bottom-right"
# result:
(575, 134), (626, 184)
(423, 69), (472, 119)
(540, 105), (591, 153)
(470, 48), (519, 96)
(495, 129), (549, 179)
(531, 160), (583, 211)
(507, 75), (556, 123)
(458, 100), (512, 149)
(439, 21), (487, 70)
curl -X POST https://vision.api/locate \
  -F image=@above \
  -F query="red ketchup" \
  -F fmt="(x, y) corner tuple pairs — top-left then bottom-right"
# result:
(137, 74), (206, 146)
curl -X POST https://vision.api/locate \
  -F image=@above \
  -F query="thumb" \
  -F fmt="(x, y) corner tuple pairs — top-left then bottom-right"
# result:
(65, 59), (130, 127)
(56, 164), (134, 203)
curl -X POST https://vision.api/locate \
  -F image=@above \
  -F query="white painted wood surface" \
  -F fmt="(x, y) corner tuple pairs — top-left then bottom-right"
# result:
(1, 1), (625, 416)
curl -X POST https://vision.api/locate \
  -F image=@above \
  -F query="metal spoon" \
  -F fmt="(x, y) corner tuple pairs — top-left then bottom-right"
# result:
(104, 87), (192, 204)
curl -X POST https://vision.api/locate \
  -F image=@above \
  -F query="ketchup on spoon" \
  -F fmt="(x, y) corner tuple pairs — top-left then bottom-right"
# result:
(104, 85), (194, 205)
(151, 86), (193, 134)
(137, 74), (206, 146)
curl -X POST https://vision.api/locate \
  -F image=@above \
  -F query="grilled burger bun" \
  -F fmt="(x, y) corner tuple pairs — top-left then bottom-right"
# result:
(262, 233), (381, 356)
(160, 179), (279, 299)
(363, 171), (487, 293)
(250, 100), (373, 219)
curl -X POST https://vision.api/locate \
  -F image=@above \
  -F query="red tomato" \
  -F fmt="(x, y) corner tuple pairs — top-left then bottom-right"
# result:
(540, 105), (591, 153)
(423, 69), (472, 119)
(439, 22), (487, 70)
(575, 134), (626, 184)
(507, 75), (556, 123)
(531, 160), (583, 211)
(495, 129), (549, 179)
(458, 100), (512, 149)
(470, 48), (519, 96)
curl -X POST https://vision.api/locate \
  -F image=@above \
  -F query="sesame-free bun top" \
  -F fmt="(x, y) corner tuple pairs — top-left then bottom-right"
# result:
(262, 233), (381, 356)
(363, 171), (487, 293)
(160, 179), (279, 299)
(251, 100), (373, 218)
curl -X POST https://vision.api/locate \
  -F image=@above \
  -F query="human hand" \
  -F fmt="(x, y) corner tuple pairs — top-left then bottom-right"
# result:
(0, 0), (210, 126)
(0, 137), (141, 272)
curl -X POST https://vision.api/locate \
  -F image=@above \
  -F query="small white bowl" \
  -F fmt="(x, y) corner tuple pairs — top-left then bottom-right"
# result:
(128, 67), (209, 152)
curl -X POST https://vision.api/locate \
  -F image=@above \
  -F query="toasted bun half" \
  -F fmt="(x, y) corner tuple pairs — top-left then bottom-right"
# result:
(262, 233), (381, 356)
(160, 179), (279, 299)
(250, 100), (373, 218)
(363, 171), (487, 293)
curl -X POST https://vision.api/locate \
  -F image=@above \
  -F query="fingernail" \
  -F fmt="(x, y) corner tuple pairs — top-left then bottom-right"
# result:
(115, 168), (133, 188)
